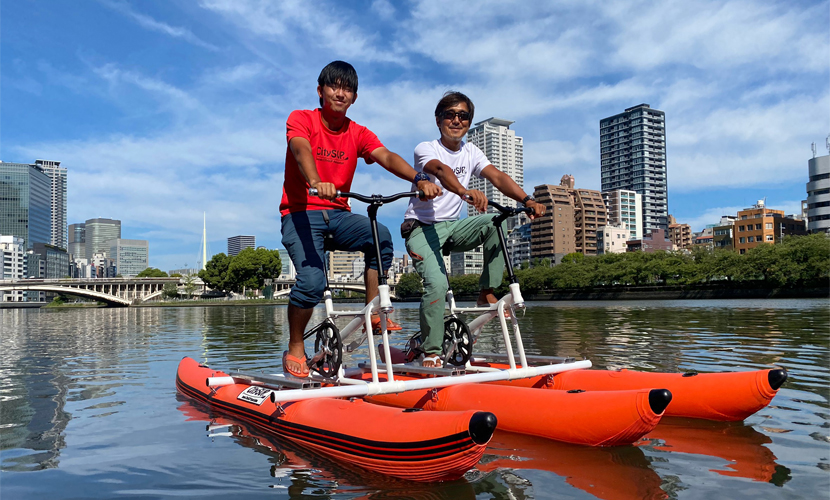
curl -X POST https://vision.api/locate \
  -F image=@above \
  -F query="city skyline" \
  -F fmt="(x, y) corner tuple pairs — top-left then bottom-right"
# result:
(2, 1), (827, 271)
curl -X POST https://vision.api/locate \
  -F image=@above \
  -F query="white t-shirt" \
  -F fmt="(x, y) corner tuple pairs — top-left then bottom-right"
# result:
(403, 139), (490, 223)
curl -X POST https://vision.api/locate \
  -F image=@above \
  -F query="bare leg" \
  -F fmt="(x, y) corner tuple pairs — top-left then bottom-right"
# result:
(363, 267), (379, 304)
(286, 304), (312, 375)
(476, 288), (497, 306)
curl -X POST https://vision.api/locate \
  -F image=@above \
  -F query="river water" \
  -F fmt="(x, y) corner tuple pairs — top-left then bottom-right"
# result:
(1, 299), (828, 499)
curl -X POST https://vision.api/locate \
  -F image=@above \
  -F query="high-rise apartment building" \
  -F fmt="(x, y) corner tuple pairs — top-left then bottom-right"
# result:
(327, 250), (362, 280)
(531, 175), (608, 263)
(0, 162), (51, 250)
(600, 104), (668, 234)
(35, 160), (67, 249)
(68, 223), (85, 260)
(450, 247), (484, 276)
(85, 218), (121, 260)
(603, 189), (643, 240)
(466, 118), (524, 216)
(109, 239), (149, 276)
(227, 235), (255, 257)
(806, 151), (830, 233)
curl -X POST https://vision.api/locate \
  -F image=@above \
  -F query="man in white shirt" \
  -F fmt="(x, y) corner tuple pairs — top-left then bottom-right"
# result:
(401, 91), (544, 367)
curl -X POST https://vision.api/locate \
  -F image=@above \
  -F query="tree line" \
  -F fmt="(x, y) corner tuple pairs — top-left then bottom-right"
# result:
(198, 247), (282, 294)
(395, 234), (830, 299)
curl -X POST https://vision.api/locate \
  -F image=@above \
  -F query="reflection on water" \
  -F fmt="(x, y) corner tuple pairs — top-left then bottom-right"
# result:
(1, 299), (828, 499)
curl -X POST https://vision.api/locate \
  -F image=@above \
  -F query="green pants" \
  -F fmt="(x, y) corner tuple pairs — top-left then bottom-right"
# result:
(404, 214), (506, 356)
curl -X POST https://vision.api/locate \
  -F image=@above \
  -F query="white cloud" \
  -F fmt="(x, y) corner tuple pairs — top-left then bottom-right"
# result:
(100, 0), (219, 50)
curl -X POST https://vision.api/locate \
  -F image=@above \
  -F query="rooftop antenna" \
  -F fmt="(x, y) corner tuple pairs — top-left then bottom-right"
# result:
(812, 142), (817, 158)
(202, 212), (207, 270)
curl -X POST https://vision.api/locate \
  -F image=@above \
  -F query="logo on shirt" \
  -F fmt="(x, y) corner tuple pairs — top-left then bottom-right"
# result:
(317, 147), (349, 162)
(454, 165), (466, 176)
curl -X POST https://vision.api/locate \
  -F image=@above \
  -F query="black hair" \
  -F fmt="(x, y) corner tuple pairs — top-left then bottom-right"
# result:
(318, 61), (358, 107)
(434, 91), (475, 122)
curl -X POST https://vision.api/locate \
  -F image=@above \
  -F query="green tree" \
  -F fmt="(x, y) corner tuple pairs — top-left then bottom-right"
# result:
(225, 247), (282, 293)
(162, 282), (179, 299)
(395, 272), (423, 299)
(183, 273), (198, 298)
(199, 253), (232, 291)
(136, 267), (168, 277)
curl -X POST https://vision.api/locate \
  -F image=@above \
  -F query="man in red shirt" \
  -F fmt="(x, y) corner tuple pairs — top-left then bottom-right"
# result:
(280, 61), (440, 377)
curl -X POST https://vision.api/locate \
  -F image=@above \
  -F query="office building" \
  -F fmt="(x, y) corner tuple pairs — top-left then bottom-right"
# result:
(277, 249), (296, 280)
(531, 175), (608, 263)
(597, 223), (631, 255)
(35, 160), (67, 249)
(507, 223), (532, 269)
(30, 243), (70, 279)
(0, 162), (51, 250)
(227, 235), (255, 257)
(450, 247), (483, 276)
(806, 149), (830, 233)
(466, 118), (524, 215)
(1, 235), (27, 301)
(603, 189), (643, 240)
(85, 218), (121, 260)
(109, 239), (149, 277)
(734, 201), (807, 254)
(600, 104), (668, 233)
(327, 250), (362, 281)
(92, 252), (117, 278)
(68, 223), (85, 260)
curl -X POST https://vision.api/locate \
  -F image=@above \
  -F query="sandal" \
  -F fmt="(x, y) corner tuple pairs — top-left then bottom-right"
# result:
(422, 353), (443, 368)
(364, 314), (403, 333)
(282, 350), (309, 378)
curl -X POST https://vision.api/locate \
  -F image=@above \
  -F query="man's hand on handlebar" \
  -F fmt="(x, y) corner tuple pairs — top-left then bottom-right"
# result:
(416, 180), (442, 200)
(310, 180), (338, 200)
(462, 189), (488, 213)
(525, 199), (545, 219)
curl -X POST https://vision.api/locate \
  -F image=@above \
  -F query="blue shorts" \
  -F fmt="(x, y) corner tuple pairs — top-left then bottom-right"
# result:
(280, 210), (393, 309)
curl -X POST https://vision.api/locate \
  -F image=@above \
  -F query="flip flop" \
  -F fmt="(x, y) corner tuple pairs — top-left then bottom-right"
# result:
(282, 350), (309, 378)
(364, 314), (403, 333)
(421, 353), (442, 368)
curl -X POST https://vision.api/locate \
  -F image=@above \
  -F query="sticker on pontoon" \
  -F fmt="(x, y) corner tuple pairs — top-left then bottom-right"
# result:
(238, 386), (271, 405)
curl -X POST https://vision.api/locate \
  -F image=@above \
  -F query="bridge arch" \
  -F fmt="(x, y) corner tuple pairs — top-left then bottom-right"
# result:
(0, 284), (131, 306)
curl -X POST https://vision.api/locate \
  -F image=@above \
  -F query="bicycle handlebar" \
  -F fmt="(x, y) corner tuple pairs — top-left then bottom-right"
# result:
(308, 188), (424, 204)
(463, 194), (534, 216)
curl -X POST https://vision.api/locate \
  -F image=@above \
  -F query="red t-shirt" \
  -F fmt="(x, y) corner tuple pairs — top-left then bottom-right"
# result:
(279, 109), (384, 215)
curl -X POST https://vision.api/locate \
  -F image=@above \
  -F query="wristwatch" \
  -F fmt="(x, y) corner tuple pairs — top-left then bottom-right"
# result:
(413, 172), (431, 183)
(521, 194), (535, 206)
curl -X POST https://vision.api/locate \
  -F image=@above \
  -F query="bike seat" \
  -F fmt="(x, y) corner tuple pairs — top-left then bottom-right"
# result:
(442, 237), (455, 256)
(323, 233), (336, 252)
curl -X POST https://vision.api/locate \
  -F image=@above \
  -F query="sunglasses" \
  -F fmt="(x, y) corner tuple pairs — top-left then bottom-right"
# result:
(440, 110), (471, 122)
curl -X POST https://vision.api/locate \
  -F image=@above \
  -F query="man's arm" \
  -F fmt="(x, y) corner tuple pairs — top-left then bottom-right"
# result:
(421, 159), (488, 213)
(480, 165), (545, 219)
(370, 147), (441, 199)
(289, 136), (338, 200)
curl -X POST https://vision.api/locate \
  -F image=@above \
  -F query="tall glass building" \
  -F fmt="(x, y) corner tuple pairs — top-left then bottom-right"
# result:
(109, 239), (148, 277)
(68, 223), (86, 260)
(85, 218), (121, 260)
(0, 162), (51, 250)
(600, 104), (668, 234)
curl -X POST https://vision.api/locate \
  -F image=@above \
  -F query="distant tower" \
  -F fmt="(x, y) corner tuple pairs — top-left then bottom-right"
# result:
(85, 218), (121, 260)
(35, 160), (67, 249)
(600, 104), (668, 233)
(228, 235), (255, 256)
(0, 161), (50, 249)
(68, 223), (86, 260)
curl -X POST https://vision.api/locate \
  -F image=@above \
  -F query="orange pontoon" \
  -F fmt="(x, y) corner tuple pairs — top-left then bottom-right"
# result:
(355, 369), (670, 447)
(484, 364), (786, 421)
(176, 357), (496, 482)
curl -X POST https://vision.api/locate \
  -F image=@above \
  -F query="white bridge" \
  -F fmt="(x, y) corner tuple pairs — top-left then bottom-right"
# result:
(0, 278), (181, 306)
(0, 278), (395, 306)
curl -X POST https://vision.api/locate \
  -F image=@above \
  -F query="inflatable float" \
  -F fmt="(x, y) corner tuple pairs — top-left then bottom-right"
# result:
(176, 356), (496, 482)
(353, 360), (671, 446)
(482, 363), (787, 421)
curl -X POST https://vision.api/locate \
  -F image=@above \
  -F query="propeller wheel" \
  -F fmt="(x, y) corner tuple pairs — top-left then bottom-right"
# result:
(443, 317), (472, 366)
(310, 320), (342, 378)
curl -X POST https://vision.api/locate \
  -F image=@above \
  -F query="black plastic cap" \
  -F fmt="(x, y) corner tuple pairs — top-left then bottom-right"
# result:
(648, 389), (673, 414)
(469, 411), (497, 445)
(768, 368), (788, 390)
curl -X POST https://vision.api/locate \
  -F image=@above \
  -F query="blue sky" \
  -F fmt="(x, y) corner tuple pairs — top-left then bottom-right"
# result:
(2, 0), (828, 271)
